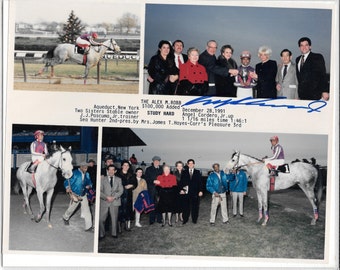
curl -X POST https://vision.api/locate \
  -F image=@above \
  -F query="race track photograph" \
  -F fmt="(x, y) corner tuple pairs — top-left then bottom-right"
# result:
(98, 128), (328, 259)
(12, 0), (140, 94)
(8, 124), (98, 252)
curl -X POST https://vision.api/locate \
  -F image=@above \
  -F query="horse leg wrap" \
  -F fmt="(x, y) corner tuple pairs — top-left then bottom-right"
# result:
(313, 209), (319, 220)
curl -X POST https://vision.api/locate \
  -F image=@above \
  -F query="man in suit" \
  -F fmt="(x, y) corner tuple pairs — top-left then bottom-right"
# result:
(199, 40), (239, 95)
(99, 164), (123, 239)
(179, 159), (204, 224)
(276, 49), (299, 99)
(295, 37), (329, 100)
(173, 40), (188, 68)
(144, 155), (163, 224)
(170, 40), (188, 95)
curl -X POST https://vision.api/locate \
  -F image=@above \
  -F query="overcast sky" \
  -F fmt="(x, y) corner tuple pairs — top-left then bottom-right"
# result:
(129, 129), (328, 169)
(14, 0), (141, 25)
(144, 3), (332, 73)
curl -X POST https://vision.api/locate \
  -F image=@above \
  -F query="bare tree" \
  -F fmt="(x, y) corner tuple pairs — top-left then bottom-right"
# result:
(116, 12), (139, 34)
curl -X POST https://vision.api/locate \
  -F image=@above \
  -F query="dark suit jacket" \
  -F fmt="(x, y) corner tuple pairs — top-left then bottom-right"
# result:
(295, 52), (328, 100)
(198, 50), (229, 84)
(179, 169), (203, 197)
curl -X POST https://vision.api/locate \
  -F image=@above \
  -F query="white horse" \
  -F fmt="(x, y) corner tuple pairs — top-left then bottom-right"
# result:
(37, 38), (121, 84)
(16, 146), (73, 226)
(225, 151), (322, 226)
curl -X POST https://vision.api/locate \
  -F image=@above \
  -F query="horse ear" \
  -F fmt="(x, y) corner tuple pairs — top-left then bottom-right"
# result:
(68, 146), (72, 151)
(60, 145), (65, 151)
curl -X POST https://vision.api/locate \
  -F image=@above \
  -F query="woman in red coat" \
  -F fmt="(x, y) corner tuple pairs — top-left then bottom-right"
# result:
(154, 165), (177, 226)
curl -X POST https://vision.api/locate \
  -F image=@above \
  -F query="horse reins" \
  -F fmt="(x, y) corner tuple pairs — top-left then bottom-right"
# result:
(232, 152), (264, 170)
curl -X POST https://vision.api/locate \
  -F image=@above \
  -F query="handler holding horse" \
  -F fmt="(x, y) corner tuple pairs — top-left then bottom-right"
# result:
(62, 162), (94, 232)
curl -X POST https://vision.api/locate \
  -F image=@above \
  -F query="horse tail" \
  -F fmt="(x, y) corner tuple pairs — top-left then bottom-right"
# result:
(314, 166), (323, 207)
(45, 47), (56, 59)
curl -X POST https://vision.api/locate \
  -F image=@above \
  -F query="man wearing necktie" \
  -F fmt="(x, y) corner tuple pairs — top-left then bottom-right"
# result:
(275, 49), (298, 99)
(170, 40), (188, 95)
(179, 159), (203, 225)
(295, 37), (329, 100)
(99, 164), (123, 239)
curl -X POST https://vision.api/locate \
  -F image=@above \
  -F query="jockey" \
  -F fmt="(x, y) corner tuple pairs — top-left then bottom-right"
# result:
(28, 130), (49, 173)
(263, 135), (285, 175)
(75, 32), (102, 54)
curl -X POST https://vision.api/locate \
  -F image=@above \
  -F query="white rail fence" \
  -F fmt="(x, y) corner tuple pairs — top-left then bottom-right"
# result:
(14, 50), (139, 83)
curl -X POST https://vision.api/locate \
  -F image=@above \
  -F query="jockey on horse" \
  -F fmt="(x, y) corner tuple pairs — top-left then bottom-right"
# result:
(263, 135), (285, 176)
(75, 32), (103, 54)
(27, 130), (49, 173)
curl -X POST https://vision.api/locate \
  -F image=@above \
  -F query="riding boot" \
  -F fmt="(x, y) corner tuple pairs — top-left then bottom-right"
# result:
(27, 163), (37, 173)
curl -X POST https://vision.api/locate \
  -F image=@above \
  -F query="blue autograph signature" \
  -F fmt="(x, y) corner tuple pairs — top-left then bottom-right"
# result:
(181, 96), (327, 113)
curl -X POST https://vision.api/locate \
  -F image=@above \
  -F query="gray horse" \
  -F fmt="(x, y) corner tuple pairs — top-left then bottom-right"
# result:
(37, 38), (121, 84)
(225, 151), (323, 226)
(16, 146), (73, 227)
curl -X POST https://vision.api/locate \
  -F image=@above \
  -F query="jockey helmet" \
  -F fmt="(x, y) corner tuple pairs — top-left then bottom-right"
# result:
(92, 32), (98, 39)
(34, 130), (45, 138)
(270, 135), (279, 142)
(240, 51), (251, 59)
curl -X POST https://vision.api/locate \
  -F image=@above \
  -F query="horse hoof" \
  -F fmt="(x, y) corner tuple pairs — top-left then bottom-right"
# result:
(311, 219), (317, 226)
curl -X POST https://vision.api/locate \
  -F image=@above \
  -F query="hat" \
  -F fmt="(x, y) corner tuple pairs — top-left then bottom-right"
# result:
(270, 136), (279, 142)
(240, 51), (251, 59)
(80, 161), (89, 167)
(34, 130), (45, 137)
(152, 156), (161, 161)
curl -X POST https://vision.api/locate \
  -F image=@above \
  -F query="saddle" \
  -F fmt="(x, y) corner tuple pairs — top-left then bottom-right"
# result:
(75, 45), (85, 55)
(268, 163), (290, 176)
(268, 164), (290, 192)
(74, 45), (88, 65)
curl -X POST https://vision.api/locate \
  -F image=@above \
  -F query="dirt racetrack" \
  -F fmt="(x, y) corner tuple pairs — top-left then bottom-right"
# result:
(14, 78), (139, 94)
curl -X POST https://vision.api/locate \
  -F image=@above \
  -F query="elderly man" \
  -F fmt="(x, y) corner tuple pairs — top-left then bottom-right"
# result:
(199, 40), (238, 95)
(145, 155), (163, 224)
(62, 162), (93, 231)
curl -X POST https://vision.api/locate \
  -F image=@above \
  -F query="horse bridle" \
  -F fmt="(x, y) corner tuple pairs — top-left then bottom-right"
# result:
(46, 150), (69, 172)
(231, 152), (264, 170)
(101, 39), (118, 52)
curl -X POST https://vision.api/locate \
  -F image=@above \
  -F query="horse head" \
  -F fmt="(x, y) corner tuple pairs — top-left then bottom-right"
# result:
(225, 150), (241, 171)
(51, 146), (73, 179)
(109, 38), (121, 54)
